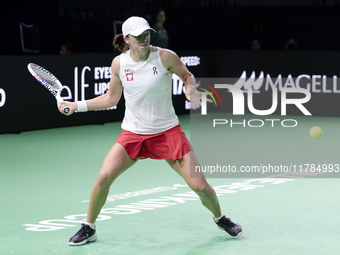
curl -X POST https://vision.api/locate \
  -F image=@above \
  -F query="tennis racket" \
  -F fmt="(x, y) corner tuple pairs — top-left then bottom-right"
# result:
(27, 63), (70, 114)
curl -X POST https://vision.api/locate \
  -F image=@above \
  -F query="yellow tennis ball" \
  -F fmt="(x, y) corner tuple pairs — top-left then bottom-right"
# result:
(309, 126), (322, 139)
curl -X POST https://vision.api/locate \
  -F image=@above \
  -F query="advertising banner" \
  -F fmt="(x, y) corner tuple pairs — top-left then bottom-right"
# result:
(1, 50), (339, 134)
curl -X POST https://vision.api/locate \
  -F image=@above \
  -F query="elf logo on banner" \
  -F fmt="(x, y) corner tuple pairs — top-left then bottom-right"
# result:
(0, 88), (5, 107)
(126, 73), (133, 81)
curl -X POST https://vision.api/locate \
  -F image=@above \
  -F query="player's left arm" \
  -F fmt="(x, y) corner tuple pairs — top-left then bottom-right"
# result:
(160, 49), (211, 109)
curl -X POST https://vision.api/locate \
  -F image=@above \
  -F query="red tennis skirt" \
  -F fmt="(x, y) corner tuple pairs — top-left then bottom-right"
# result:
(115, 124), (193, 161)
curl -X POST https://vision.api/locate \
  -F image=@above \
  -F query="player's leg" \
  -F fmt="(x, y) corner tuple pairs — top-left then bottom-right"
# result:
(166, 151), (221, 216)
(69, 143), (137, 246)
(165, 151), (243, 238)
(87, 143), (137, 223)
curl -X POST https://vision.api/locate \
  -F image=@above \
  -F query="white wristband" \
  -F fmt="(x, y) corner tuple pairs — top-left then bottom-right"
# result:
(77, 100), (88, 112)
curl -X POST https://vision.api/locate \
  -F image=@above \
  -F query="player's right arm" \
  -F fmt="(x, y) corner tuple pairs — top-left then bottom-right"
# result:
(60, 56), (123, 115)
(85, 56), (123, 110)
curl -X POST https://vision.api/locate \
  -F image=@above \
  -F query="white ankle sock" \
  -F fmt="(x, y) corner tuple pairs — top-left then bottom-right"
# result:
(85, 222), (96, 229)
(214, 213), (225, 223)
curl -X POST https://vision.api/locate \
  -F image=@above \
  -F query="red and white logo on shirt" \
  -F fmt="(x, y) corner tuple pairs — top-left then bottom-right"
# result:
(126, 73), (133, 81)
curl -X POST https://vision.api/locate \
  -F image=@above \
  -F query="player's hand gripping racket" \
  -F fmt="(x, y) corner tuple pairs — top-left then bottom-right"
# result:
(27, 63), (70, 114)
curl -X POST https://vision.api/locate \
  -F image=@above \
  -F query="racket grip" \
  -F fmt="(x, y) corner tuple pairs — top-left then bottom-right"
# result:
(63, 107), (70, 114)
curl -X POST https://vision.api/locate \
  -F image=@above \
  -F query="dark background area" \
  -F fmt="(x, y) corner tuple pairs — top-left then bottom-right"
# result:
(1, 0), (340, 134)
(2, 0), (340, 55)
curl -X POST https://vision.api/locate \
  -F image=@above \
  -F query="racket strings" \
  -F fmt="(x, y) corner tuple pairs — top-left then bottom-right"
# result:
(33, 66), (61, 90)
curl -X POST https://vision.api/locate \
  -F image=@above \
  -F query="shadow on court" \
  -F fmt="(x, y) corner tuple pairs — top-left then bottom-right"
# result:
(183, 236), (243, 255)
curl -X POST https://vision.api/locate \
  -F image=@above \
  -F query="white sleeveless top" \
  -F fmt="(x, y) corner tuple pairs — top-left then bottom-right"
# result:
(119, 46), (179, 134)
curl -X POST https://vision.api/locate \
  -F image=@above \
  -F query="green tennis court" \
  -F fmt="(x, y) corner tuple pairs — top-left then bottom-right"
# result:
(1, 114), (339, 255)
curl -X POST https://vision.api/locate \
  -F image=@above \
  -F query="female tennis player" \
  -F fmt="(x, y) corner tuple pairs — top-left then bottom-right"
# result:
(60, 16), (243, 246)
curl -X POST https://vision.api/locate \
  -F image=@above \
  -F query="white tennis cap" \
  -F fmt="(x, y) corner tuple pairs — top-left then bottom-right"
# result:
(122, 16), (155, 37)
